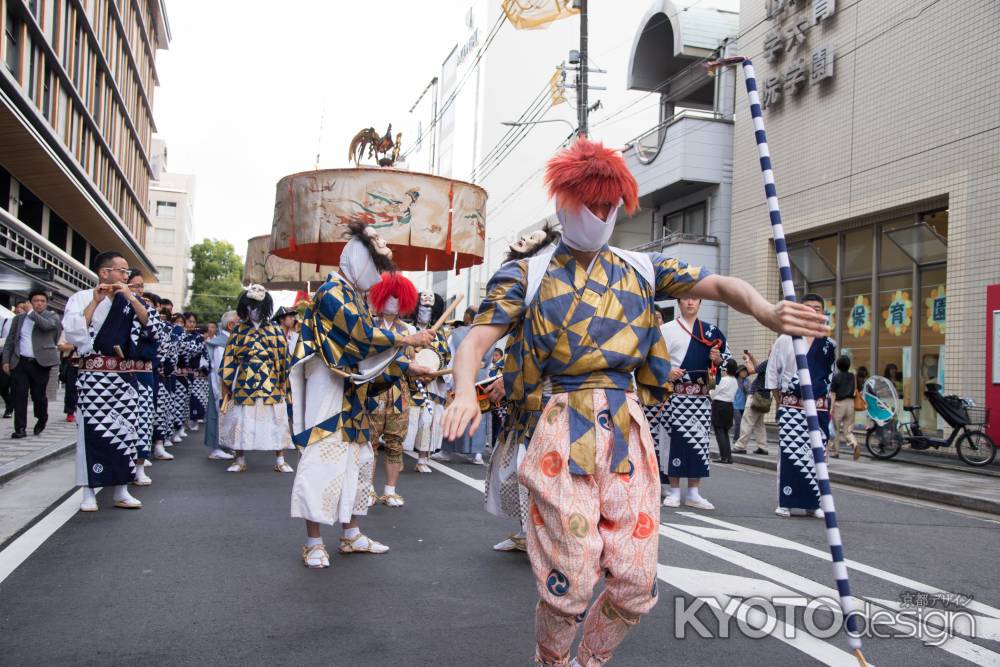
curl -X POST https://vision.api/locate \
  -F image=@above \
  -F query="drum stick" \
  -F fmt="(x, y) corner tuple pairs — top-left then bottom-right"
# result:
(430, 294), (464, 334)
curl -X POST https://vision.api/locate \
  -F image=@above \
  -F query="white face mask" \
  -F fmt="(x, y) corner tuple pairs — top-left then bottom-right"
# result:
(556, 203), (619, 252)
(417, 304), (432, 325)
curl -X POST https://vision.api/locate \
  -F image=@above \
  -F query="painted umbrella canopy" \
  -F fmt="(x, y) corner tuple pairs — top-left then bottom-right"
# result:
(269, 167), (487, 271)
(242, 235), (337, 291)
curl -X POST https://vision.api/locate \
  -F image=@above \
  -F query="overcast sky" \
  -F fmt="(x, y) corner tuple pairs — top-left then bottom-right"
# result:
(154, 0), (473, 255)
(153, 0), (740, 257)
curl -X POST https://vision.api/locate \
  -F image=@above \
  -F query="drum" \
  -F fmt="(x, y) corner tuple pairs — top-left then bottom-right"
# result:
(413, 347), (444, 372)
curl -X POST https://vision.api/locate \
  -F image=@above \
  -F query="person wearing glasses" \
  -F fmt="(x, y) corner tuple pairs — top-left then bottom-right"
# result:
(62, 251), (154, 512)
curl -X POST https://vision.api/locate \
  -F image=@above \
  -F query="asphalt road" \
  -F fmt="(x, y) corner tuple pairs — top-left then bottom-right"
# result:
(1, 433), (998, 666)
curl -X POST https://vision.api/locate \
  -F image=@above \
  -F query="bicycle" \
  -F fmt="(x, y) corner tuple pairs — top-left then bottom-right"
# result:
(863, 379), (997, 467)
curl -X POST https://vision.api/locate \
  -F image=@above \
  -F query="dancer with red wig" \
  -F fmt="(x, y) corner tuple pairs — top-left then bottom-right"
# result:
(367, 272), (419, 507)
(443, 138), (830, 665)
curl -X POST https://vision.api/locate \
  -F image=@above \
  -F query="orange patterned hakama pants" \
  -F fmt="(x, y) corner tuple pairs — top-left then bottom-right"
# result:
(519, 389), (661, 666)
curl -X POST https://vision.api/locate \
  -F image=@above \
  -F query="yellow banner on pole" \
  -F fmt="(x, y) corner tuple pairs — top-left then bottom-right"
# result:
(502, 0), (580, 30)
(549, 66), (567, 106)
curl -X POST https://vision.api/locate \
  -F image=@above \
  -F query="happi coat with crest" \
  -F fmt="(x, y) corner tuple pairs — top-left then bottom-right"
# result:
(661, 316), (731, 479)
(62, 289), (156, 488)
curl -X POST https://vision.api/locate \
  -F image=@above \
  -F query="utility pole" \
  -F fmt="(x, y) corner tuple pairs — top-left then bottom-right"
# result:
(577, 0), (588, 136)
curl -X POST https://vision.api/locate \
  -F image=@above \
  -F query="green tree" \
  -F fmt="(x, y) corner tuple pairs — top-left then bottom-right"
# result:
(187, 239), (244, 323)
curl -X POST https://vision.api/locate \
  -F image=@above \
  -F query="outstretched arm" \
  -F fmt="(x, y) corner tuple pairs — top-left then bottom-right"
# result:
(442, 323), (507, 441)
(687, 274), (828, 338)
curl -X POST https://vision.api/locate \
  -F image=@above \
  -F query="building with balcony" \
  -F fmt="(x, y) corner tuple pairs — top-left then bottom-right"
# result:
(729, 0), (999, 431)
(0, 0), (169, 309)
(613, 0), (738, 328)
(400, 0), (667, 306)
(144, 136), (191, 307)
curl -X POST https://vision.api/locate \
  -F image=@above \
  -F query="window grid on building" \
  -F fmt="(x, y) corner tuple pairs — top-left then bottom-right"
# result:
(1, 0), (165, 250)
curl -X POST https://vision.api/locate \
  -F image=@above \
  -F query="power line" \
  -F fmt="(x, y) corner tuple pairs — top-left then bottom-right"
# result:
(400, 13), (508, 163)
(469, 77), (554, 180)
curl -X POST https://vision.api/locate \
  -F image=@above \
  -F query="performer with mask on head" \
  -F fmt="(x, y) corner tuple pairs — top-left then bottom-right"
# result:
(289, 219), (435, 569)
(484, 225), (559, 554)
(366, 272), (419, 507)
(660, 296), (730, 510)
(219, 285), (293, 473)
(63, 251), (153, 512)
(443, 138), (830, 666)
(403, 291), (451, 473)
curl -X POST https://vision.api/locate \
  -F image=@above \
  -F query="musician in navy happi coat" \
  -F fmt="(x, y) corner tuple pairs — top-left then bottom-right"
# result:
(168, 314), (189, 438)
(181, 313), (209, 425)
(660, 296), (731, 510)
(766, 293), (837, 518)
(125, 271), (167, 484)
(62, 252), (152, 512)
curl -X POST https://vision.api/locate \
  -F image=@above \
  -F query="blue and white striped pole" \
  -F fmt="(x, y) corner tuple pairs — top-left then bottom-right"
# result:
(710, 56), (868, 666)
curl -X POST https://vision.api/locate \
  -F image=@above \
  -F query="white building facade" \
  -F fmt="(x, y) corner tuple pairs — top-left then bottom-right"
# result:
(145, 138), (194, 307)
(402, 0), (683, 306)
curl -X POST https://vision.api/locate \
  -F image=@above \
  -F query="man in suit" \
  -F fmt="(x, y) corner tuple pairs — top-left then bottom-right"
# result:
(0, 298), (29, 419)
(3, 291), (62, 438)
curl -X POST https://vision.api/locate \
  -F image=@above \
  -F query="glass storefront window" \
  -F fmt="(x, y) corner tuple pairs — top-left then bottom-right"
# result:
(877, 273), (913, 414)
(842, 228), (872, 278)
(919, 267), (947, 430)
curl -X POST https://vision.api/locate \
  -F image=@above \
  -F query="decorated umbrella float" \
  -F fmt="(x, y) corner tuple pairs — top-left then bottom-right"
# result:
(267, 130), (489, 379)
(269, 129), (488, 273)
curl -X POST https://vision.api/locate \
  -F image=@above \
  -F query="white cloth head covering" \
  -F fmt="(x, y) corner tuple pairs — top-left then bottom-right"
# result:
(339, 237), (381, 291)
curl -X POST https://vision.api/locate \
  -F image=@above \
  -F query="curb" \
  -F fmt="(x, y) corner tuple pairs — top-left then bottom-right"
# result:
(0, 439), (76, 486)
(731, 453), (1000, 515)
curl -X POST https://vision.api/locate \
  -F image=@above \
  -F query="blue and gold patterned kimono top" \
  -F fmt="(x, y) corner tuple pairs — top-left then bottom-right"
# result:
(290, 274), (402, 446)
(474, 241), (707, 476)
(220, 320), (289, 406)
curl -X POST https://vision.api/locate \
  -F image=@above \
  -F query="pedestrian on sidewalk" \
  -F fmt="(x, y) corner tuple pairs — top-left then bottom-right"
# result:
(3, 291), (62, 439)
(732, 364), (749, 443)
(711, 359), (739, 463)
(57, 335), (78, 422)
(733, 349), (770, 455)
(766, 293), (836, 519)
(830, 355), (861, 460)
(0, 301), (27, 419)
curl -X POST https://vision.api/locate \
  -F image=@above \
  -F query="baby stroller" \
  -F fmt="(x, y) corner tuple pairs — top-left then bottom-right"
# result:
(863, 377), (996, 466)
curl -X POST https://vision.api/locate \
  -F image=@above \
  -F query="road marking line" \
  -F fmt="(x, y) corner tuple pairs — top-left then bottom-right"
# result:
(416, 452), (999, 663)
(0, 488), (90, 585)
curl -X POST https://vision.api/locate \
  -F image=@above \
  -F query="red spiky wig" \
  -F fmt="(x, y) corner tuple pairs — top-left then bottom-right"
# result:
(369, 272), (418, 316)
(544, 138), (639, 215)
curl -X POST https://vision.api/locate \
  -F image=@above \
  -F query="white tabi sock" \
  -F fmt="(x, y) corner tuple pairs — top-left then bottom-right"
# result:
(687, 488), (704, 502)
(113, 485), (135, 502)
(81, 487), (97, 505)
(383, 485), (396, 497)
(668, 487), (681, 500)
(343, 526), (361, 540)
(236, 455), (246, 465)
(306, 536), (323, 548)
(276, 454), (286, 466)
